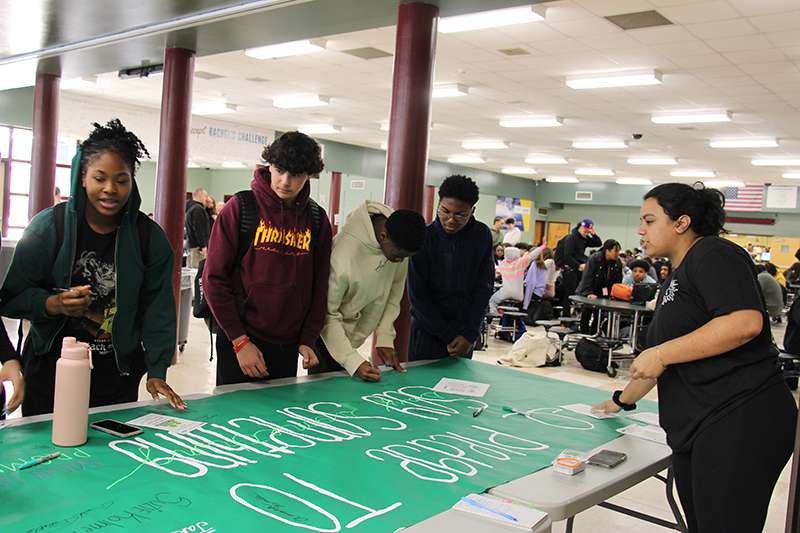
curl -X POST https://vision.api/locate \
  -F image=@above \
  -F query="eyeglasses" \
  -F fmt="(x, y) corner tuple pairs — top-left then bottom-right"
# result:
(437, 207), (471, 222)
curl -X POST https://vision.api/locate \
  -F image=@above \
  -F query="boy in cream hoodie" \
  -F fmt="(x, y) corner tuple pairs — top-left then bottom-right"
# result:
(310, 200), (427, 381)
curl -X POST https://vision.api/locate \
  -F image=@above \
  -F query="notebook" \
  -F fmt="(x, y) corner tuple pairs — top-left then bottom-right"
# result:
(452, 494), (548, 530)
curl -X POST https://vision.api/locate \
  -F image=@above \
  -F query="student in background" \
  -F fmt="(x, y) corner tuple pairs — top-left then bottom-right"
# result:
(502, 218), (521, 245)
(185, 188), (211, 268)
(489, 246), (530, 313)
(622, 259), (657, 285)
(594, 182), (795, 533)
(311, 202), (427, 381)
(408, 175), (494, 360)
(576, 239), (623, 334)
(0, 119), (184, 415)
(203, 131), (332, 385)
(490, 216), (504, 248)
(557, 219), (602, 316)
(757, 264), (784, 321)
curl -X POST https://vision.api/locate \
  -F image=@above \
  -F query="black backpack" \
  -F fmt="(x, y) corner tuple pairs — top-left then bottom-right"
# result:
(553, 234), (569, 269)
(575, 337), (608, 373)
(193, 191), (322, 359)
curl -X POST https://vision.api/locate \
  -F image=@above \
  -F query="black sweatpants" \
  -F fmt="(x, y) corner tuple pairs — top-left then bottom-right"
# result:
(215, 330), (299, 386)
(671, 380), (797, 533)
(561, 268), (580, 317)
(21, 330), (146, 417)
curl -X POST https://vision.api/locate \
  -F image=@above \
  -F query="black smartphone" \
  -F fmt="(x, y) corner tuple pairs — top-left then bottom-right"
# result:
(89, 419), (143, 438)
(587, 449), (627, 468)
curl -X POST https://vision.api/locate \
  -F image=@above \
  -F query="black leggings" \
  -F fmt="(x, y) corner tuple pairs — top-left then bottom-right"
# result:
(671, 381), (797, 533)
(215, 330), (299, 386)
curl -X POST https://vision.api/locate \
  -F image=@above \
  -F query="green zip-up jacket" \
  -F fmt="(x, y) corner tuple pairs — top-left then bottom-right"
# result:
(0, 151), (176, 380)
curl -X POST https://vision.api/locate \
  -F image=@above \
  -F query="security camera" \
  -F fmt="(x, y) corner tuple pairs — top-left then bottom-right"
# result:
(631, 133), (643, 140)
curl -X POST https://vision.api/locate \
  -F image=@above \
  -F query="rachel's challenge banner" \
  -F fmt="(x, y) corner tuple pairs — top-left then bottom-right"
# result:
(0, 359), (655, 532)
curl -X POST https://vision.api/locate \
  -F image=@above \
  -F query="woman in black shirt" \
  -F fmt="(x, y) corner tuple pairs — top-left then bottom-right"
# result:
(595, 182), (796, 533)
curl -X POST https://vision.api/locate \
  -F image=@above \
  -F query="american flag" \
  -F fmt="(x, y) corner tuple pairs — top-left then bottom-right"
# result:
(722, 186), (763, 212)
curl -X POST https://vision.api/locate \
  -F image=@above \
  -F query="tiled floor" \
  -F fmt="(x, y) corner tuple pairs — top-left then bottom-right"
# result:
(3, 314), (796, 532)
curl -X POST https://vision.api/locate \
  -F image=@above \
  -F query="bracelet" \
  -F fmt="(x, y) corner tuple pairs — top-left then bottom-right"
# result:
(612, 390), (637, 411)
(233, 336), (251, 354)
(656, 345), (667, 369)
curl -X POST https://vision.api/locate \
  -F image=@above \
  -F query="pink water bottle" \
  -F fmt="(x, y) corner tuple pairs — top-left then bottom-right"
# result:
(52, 337), (93, 447)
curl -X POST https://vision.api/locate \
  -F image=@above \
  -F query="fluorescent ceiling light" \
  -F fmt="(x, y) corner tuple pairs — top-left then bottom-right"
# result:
(566, 69), (662, 89)
(628, 158), (678, 165)
(192, 102), (237, 115)
(60, 76), (97, 90)
(572, 141), (628, 149)
(187, 162), (200, 169)
(651, 111), (731, 124)
(438, 5), (545, 33)
(500, 117), (563, 128)
(432, 83), (469, 98)
(380, 142), (388, 150)
(670, 170), (716, 178)
(545, 177), (579, 183)
(782, 173), (800, 179)
(575, 169), (614, 176)
(502, 168), (537, 175)
(461, 141), (508, 149)
(380, 122), (390, 131)
(525, 156), (567, 164)
(707, 181), (746, 188)
(273, 95), (330, 108)
(221, 161), (246, 168)
(245, 38), (326, 59)
(616, 178), (652, 185)
(447, 156), (486, 164)
(709, 139), (779, 148)
(752, 159), (800, 166)
(298, 125), (342, 135)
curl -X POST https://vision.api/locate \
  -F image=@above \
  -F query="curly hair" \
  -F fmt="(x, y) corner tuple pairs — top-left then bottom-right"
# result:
(438, 174), (479, 206)
(629, 259), (651, 273)
(261, 131), (324, 176)
(644, 182), (726, 237)
(79, 119), (149, 178)
(385, 209), (427, 253)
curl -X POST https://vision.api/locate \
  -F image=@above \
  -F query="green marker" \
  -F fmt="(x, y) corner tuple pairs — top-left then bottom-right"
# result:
(503, 406), (526, 415)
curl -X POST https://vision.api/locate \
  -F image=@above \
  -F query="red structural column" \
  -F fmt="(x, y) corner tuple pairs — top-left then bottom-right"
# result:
(375, 2), (438, 365)
(154, 47), (195, 360)
(29, 72), (60, 219)
(423, 185), (435, 223)
(328, 171), (342, 237)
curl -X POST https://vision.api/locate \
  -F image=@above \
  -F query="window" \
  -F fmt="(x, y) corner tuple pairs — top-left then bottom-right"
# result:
(1, 124), (77, 239)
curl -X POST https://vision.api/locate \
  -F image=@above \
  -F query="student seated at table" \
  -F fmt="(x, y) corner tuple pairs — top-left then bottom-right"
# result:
(523, 247), (557, 323)
(0, 119), (185, 415)
(310, 201), (427, 382)
(785, 262), (800, 285)
(622, 259), (657, 285)
(489, 246), (531, 313)
(576, 239), (623, 334)
(756, 264), (784, 322)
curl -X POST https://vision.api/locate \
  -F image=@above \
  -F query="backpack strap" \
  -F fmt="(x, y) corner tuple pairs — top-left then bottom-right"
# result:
(53, 202), (67, 255)
(234, 190), (260, 323)
(307, 197), (321, 248)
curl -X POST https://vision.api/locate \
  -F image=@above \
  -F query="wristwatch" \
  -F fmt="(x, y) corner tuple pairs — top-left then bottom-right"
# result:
(612, 390), (637, 411)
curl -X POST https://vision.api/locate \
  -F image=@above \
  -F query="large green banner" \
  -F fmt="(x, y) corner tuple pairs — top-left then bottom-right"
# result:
(0, 359), (656, 532)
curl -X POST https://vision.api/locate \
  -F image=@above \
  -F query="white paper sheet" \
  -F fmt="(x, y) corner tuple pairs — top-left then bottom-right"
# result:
(617, 423), (667, 445)
(432, 378), (490, 397)
(126, 413), (206, 434)
(560, 403), (619, 419)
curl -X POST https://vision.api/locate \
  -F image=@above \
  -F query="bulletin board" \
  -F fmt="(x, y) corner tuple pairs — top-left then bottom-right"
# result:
(0, 359), (657, 532)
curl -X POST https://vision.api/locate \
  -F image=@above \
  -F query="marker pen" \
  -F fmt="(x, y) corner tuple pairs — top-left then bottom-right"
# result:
(20, 452), (62, 470)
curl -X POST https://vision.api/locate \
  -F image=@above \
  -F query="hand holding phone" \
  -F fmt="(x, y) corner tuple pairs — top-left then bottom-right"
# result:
(89, 419), (143, 438)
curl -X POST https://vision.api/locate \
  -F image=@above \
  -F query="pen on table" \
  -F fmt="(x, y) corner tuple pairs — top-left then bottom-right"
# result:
(503, 405), (528, 415)
(20, 452), (61, 470)
(472, 405), (485, 417)
(369, 358), (377, 370)
(460, 497), (517, 522)
(53, 287), (96, 298)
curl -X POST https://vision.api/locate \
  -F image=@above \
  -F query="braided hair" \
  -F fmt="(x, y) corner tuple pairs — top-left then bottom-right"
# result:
(79, 119), (149, 178)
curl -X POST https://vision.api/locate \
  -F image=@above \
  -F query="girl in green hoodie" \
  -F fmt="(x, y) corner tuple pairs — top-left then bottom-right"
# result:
(0, 119), (185, 415)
